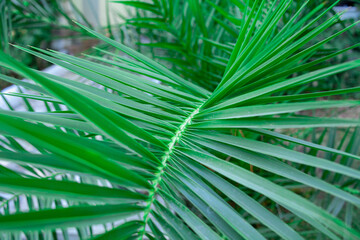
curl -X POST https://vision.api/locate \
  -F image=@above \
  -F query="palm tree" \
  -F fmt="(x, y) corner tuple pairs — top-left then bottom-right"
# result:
(0, 0), (359, 239)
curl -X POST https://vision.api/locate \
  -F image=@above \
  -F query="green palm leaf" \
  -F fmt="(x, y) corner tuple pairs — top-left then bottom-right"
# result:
(0, 1), (359, 239)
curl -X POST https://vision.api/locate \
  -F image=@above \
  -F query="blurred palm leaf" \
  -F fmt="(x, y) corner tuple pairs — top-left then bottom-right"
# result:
(0, 0), (93, 70)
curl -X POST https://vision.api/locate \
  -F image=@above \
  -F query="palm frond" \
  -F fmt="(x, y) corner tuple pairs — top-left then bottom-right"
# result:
(0, 1), (359, 239)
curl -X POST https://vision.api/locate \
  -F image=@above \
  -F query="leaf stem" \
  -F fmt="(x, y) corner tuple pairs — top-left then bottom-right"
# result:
(138, 106), (201, 239)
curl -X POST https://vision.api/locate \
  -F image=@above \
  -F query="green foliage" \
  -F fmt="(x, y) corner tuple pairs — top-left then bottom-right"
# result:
(0, 0), (93, 70)
(0, 0), (359, 239)
(117, 0), (360, 93)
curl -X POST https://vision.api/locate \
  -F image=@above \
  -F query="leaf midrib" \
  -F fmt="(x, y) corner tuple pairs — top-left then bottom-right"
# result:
(138, 105), (202, 239)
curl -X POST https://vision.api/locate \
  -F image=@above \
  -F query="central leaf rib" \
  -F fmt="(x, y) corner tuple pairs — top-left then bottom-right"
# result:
(138, 106), (201, 239)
